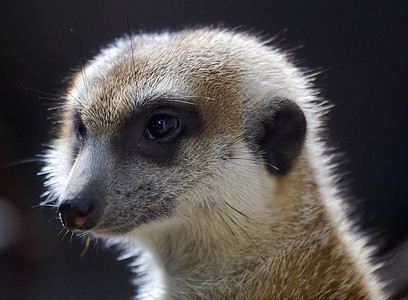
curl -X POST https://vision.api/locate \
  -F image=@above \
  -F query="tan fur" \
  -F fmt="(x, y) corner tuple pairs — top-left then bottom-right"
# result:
(42, 28), (386, 299)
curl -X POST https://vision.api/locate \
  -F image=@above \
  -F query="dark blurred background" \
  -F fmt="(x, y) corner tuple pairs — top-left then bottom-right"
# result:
(0, 1), (407, 299)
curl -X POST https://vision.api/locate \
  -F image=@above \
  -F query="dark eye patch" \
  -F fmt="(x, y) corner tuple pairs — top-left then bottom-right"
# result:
(72, 111), (86, 158)
(77, 118), (86, 141)
(116, 102), (202, 163)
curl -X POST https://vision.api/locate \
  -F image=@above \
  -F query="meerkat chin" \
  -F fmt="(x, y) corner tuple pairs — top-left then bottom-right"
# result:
(41, 28), (386, 299)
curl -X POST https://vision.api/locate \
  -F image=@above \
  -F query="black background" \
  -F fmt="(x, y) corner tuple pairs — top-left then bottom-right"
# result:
(0, 1), (407, 299)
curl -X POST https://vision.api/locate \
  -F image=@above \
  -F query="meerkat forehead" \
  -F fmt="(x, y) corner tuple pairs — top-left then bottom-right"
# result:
(66, 28), (296, 137)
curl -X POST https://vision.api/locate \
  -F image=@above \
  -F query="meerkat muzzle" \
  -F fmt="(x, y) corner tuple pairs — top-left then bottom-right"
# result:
(58, 198), (99, 231)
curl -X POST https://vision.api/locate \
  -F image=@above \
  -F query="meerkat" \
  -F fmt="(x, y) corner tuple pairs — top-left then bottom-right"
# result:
(41, 28), (386, 299)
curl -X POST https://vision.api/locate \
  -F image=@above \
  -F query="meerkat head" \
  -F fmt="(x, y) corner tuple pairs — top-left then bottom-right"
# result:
(42, 28), (307, 238)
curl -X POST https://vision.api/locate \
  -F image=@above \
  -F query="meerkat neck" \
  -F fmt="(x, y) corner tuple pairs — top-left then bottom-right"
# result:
(129, 158), (381, 299)
(134, 167), (323, 297)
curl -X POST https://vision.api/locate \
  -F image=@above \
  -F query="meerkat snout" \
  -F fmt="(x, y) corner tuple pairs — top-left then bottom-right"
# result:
(58, 197), (100, 230)
(41, 28), (386, 299)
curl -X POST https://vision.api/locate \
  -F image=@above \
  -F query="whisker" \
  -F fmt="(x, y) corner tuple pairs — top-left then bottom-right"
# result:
(391, 263), (408, 281)
(216, 211), (239, 243)
(93, 238), (100, 252)
(225, 203), (251, 221)
(221, 211), (266, 263)
(21, 85), (62, 99)
(56, 227), (65, 237)
(70, 28), (89, 99)
(179, 95), (216, 101)
(61, 229), (70, 241)
(125, 11), (136, 68)
(5, 157), (44, 168)
(81, 234), (92, 257)
(32, 203), (57, 209)
(47, 216), (60, 223)
(69, 231), (75, 242)
(165, 98), (198, 106)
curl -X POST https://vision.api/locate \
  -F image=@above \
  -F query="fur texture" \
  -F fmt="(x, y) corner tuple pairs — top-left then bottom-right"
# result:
(42, 28), (385, 299)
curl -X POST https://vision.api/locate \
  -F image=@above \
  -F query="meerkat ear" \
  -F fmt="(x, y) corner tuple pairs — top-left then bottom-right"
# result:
(255, 97), (307, 175)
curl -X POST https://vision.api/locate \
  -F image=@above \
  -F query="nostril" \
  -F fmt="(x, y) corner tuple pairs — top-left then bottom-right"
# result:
(73, 204), (94, 229)
(78, 204), (93, 217)
(58, 199), (97, 230)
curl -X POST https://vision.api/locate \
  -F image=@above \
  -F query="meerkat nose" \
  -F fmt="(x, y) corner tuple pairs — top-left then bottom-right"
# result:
(58, 198), (99, 230)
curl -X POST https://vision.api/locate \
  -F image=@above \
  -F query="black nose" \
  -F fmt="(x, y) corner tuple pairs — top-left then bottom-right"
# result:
(58, 198), (100, 230)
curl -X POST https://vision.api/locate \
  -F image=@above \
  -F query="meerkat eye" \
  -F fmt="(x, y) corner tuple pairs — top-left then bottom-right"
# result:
(76, 119), (86, 141)
(145, 114), (179, 140)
